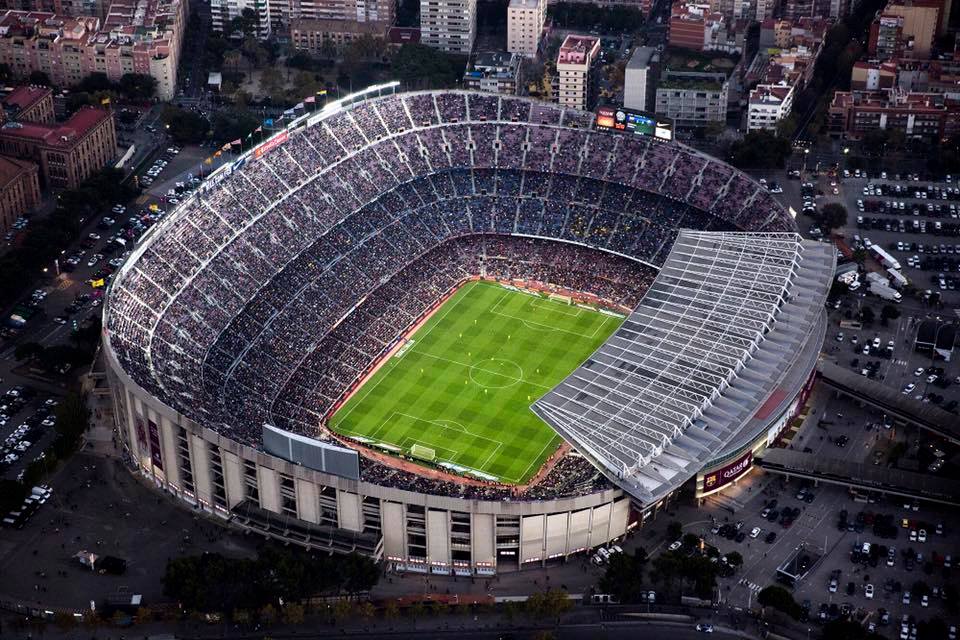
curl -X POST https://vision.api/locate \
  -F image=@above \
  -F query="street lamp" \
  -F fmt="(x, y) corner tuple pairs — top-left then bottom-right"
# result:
(803, 148), (810, 173)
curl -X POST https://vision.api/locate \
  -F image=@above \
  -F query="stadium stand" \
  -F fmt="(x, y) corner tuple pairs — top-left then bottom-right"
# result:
(105, 91), (798, 501)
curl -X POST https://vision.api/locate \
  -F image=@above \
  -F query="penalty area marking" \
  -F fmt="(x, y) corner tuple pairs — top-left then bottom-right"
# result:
(488, 292), (608, 339)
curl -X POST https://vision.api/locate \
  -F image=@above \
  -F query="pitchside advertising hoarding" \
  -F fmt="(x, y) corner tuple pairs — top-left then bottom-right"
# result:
(701, 450), (753, 494)
(595, 106), (674, 142)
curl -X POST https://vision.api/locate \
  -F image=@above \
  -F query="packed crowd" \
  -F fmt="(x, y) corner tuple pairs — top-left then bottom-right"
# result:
(108, 90), (793, 498)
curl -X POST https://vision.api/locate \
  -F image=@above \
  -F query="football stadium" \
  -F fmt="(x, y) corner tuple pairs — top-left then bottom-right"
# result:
(101, 84), (833, 574)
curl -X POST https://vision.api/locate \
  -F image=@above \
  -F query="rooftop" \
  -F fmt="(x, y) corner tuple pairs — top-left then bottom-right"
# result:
(1, 85), (51, 115)
(627, 46), (659, 70)
(534, 231), (833, 504)
(558, 34), (600, 65)
(0, 107), (111, 148)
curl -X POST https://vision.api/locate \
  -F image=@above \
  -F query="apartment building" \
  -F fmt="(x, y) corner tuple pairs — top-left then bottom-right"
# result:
(290, 17), (387, 51)
(420, 0), (476, 53)
(463, 51), (521, 95)
(0, 0), (107, 18)
(555, 34), (600, 110)
(0, 155), (40, 230)
(0, 106), (116, 189)
(747, 84), (793, 131)
(506, 0), (544, 57)
(624, 46), (659, 112)
(0, 0), (187, 100)
(668, 0), (741, 53)
(828, 88), (959, 141)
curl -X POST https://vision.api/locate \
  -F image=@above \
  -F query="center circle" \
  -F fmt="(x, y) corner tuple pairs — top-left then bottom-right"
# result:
(468, 358), (523, 389)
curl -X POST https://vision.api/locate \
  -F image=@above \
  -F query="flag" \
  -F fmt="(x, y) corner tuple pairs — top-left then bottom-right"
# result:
(255, 126), (262, 133)
(204, 157), (213, 165)
(295, 102), (304, 110)
(246, 132), (253, 140)
(305, 96), (316, 104)
(100, 96), (111, 105)
(230, 138), (241, 146)
(264, 118), (274, 126)
(90, 278), (105, 288)
(222, 142), (232, 150)
(317, 89), (327, 96)
(214, 150), (222, 157)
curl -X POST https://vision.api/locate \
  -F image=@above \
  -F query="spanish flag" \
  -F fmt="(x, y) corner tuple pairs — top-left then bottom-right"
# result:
(90, 278), (105, 288)
(214, 150), (222, 157)
(317, 89), (327, 96)
(204, 157), (213, 165)
(101, 96), (111, 105)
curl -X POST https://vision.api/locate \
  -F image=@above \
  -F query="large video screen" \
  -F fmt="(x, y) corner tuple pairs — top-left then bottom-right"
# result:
(596, 106), (674, 142)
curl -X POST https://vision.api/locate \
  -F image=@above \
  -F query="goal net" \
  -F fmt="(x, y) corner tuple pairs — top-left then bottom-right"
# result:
(548, 293), (572, 304)
(410, 444), (436, 461)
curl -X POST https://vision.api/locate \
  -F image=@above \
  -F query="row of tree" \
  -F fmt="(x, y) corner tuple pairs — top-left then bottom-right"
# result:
(162, 546), (379, 614)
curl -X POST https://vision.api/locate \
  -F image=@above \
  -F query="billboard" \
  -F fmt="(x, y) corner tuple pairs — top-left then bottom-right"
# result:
(595, 106), (674, 142)
(253, 130), (289, 160)
(262, 424), (360, 481)
(701, 450), (752, 494)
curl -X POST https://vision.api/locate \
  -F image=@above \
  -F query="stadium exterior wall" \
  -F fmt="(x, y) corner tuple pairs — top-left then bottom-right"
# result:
(104, 354), (660, 574)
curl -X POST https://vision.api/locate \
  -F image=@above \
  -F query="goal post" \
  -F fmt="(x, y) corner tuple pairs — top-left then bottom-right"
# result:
(548, 293), (572, 305)
(410, 443), (436, 461)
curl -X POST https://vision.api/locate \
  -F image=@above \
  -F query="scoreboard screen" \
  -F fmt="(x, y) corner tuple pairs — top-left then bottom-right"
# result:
(596, 106), (674, 142)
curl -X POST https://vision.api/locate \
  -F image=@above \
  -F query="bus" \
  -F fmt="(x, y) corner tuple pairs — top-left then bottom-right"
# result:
(887, 268), (909, 288)
(870, 245), (901, 271)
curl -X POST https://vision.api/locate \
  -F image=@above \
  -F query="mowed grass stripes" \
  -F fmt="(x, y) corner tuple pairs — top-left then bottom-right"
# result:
(329, 281), (623, 484)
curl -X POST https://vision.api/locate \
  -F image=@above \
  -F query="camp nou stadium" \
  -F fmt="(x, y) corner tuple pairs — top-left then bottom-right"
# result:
(101, 83), (833, 575)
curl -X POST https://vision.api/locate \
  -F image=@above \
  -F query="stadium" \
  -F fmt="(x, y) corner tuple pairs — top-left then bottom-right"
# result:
(101, 83), (833, 574)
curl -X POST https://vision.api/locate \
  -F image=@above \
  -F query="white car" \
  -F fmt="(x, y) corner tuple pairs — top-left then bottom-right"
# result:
(918, 529), (927, 542)
(902, 383), (916, 395)
(926, 375), (938, 384)
(668, 540), (682, 551)
(696, 624), (714, 633)
(910, 530), (918, 541)
(749, 527), (761, 539)
(914, 368), (925, 376)
(865, 583), (874, 599)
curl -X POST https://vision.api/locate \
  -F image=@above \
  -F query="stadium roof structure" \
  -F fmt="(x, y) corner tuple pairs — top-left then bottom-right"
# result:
(533, 230), (834, 504)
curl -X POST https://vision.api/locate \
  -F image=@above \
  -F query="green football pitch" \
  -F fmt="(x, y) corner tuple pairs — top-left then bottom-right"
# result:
(329, 280), (624, 484)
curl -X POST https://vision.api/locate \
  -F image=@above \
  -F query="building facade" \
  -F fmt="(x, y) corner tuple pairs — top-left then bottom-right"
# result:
(506, 0), (544, 58)
(655, 66), (731, 128)
(0, 155), (40, 230)
(463, 51), (521, 95)
(0, 106), (116, 188)
(555, 34), (600, 110)
(747, 83), (794, 131)
(1, 85), (54, 124)
(290, 17), (387, 51)
(420, 0), (475, 53)
(0, 0), (186, 101)
(828, 88), (959, 141)
(624, 46), (659, 112)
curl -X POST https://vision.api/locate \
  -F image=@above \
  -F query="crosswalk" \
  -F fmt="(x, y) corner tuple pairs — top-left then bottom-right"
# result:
(894, 359), (909, 366)
(739, 579), (762, 593)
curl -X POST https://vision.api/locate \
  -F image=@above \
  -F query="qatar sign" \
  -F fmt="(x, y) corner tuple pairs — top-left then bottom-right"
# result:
(702, 450), (753, 493)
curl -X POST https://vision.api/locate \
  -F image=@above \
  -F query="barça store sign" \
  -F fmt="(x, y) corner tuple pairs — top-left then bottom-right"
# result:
(701, 451), (753, 494)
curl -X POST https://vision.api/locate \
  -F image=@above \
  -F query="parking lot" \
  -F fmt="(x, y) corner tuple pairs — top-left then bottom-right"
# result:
(0, 384), (61, 482)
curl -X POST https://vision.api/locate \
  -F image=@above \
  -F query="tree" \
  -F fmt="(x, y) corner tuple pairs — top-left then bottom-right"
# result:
(259, 603), (277, 625)
(681, 533), (700, 550)
(860, 306), (875, 325)
(357, 601), (376, 619)
(880, 304), (901, 325)
(818, 203), (848, 232)
(599, 548), (649, 603)
(229, 8), (259, 36)
(666, 521), (683, 541)
(28, 70), (50, 85)
(391, 43), (465, 89)
(729, 130), (793, 169)
(281, 603), (305, 625)
(161, 105), (210, 144)
(757, 585), (802, 619)
(725, 551), (743, 568)
(118, 73), (157, 100)
(383, 600), (400, 620)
